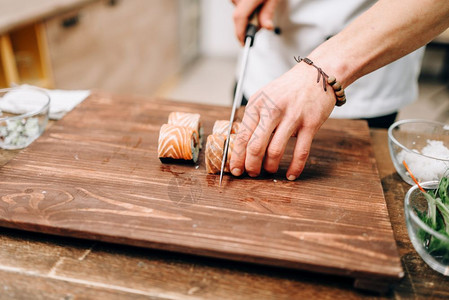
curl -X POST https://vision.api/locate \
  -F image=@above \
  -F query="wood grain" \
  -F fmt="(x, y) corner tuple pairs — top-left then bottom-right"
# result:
(0, 92), (403, 291)
(0, 127), (446, 299)
(0, 269), (158, 300)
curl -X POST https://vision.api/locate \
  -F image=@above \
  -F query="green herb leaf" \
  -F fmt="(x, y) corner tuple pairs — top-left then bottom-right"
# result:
(438, 177), (449, 205)
(416, 177), (449, 264)
(435, 198), (449, 235)
(423, 191), (437, 228)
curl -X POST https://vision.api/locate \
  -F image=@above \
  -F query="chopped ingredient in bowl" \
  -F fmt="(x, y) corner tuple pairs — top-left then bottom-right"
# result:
(0, 117), (40, 148)
(398, 139), (449, 182)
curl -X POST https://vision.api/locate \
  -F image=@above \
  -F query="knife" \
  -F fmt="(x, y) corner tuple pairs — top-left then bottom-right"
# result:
(219, 10), (259, 186)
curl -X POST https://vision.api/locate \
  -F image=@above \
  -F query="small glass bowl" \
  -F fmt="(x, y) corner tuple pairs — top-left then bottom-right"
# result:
(405, 181), (449, 276)
(0, 86), (50, 150)
(388, 119), (449, 185)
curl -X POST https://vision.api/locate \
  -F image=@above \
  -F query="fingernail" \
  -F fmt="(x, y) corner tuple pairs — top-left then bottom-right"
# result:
(248, 172), (258, 178)
(266, 20), (274, 30)
(232, 168), (242, 176)
(287, 175), (296, 181)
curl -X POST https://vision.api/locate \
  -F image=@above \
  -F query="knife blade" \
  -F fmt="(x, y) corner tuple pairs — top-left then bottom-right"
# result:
(219, 11), (259, 186)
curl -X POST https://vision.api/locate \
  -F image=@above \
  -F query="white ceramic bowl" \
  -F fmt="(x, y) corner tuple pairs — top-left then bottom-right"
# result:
(388, 119), (449, 185)
(0, 86), (50, 149)
(405, 181), (449, 276)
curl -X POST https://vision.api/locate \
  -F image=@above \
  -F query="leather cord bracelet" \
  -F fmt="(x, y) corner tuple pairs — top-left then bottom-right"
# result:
(294, 56), (346, 106)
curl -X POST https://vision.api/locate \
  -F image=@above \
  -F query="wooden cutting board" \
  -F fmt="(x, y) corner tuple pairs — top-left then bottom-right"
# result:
(0, 92), (403, 291)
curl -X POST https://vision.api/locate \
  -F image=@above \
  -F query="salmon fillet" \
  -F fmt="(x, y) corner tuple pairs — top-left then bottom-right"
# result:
(158, 124), (199, 162)
(168, 112), (203, 148)
(212, 120), (241, 135)
(205, 134), (235, 174)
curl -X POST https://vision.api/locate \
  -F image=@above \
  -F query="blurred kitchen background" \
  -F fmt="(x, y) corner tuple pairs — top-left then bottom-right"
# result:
(1, 0), (448, 123)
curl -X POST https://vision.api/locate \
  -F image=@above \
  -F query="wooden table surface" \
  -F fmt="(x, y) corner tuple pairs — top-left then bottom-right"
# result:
(0, 93), (448, 299)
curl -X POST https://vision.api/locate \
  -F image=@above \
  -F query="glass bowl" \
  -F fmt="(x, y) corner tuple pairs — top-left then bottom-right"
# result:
(0, 86), (50, 150)
(405, 181), (449, 276)
(388, 119), (449, 185)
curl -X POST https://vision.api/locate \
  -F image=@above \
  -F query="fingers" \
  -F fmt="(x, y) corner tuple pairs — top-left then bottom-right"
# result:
(258, 0), (280, 30)
(244, 115), (280, 177)
(242, 91), (283, 177)
(233, 0), (264, 45)
(263, 119), (296, 173)
(286, 127), (315, 181)
(232, 0), (280, 45)
(230, 103), (260, 177)
(231, 91), (283, 177)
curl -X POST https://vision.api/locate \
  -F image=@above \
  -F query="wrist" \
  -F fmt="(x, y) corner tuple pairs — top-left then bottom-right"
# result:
(293, 56), (347, 106)
(306, 39), (360, 89)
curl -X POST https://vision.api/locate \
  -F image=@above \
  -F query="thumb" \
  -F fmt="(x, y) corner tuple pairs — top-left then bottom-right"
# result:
(258, 0), (280, 30)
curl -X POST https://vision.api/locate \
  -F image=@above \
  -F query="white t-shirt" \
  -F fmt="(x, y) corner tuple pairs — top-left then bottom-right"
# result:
(241, 0), (425, 118)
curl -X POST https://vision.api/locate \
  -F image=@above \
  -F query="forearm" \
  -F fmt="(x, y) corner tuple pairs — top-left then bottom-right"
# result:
(229, 0), (449, 180)
(308, 0), (449, 88)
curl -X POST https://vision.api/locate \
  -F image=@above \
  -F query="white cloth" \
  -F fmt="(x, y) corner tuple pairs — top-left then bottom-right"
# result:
(241, 0), (425, 119)
(0, 85), (90, 120)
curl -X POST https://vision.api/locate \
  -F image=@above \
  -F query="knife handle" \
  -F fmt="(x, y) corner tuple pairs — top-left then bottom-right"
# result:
(245, 6), (260, 47)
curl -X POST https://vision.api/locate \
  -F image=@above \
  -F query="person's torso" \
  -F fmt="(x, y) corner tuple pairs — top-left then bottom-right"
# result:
(241, 0), (424, 118)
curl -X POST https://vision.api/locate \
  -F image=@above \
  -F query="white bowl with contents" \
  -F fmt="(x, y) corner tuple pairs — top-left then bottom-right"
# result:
(0, 86), (50, 150)
(388, 119), (449, 185)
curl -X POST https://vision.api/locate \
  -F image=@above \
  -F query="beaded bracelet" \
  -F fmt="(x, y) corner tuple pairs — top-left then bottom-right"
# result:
(294, 56), (346, 106)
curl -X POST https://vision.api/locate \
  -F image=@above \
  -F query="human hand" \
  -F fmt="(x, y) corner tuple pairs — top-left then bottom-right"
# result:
(229, 62), (336, 180)
(231, 0), (280, 45)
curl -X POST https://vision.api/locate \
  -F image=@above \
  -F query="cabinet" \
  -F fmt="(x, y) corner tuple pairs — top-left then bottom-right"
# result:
(178, 0), (201, 67)
(0, 0), (199, 94)
(0, 23), (53, 88)
(45, 0), (188, 95)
